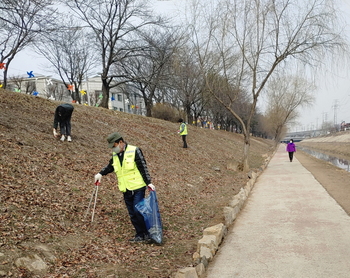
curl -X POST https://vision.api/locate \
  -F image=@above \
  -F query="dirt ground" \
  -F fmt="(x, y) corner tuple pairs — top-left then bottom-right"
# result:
(0, 90), (275, 278)
(295, 144), (350, 216)
(1, 87), (348, 277)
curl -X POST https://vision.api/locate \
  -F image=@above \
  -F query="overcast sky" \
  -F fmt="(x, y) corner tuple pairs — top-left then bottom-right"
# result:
(8, 0), (350, 131)
(297, 0), (350, 131)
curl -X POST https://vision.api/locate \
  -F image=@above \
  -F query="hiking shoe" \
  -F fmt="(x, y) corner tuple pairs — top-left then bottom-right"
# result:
(67, 136), (72, 142)
(143, 234), (153, 244)
(129, 236), (144, 243)
(60, 135), (65, 141)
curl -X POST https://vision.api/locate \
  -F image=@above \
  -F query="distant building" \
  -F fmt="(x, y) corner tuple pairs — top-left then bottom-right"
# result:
(5, 74), (71, 102)
(80, 77), (145, 115)
(4, 74), (145, 115)
(340, 121), (350, 131)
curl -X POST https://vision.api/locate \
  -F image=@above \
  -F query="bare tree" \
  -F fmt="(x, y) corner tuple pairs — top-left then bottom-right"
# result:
(265, 75), (315, 144)
(186, 0), (346, 170)
(114, 28), (179, 116)
(0, 0), (56, 88)
(169, 47), (208, 123)
(62, 0), (162, 108)
(7, 75), (25, 92)
(34, 18), (98, 103)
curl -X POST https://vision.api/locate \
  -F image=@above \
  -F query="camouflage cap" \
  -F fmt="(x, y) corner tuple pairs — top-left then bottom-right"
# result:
(107, 132), (122, 148)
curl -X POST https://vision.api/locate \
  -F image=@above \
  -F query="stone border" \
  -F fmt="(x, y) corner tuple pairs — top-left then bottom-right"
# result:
(174, 154), (273, 278)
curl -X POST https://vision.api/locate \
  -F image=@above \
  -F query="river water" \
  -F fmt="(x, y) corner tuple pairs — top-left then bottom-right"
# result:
(297, 146), (350, 172)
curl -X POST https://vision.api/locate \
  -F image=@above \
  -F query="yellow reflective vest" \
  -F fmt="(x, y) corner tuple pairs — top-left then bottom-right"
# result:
(179, 122), (188, 135)
(112, 145), (146, 192)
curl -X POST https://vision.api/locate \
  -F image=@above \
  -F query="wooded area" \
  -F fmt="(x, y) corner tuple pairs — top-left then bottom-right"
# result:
(0, 0), (346, 169)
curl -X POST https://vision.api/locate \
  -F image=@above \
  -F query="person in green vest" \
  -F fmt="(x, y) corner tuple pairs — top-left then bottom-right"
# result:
(178, 118), (188, 148)
(94, 132), (155, 243)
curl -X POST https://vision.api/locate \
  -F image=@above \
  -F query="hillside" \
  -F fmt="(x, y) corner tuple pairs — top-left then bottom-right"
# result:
(0, 89), (275, 278)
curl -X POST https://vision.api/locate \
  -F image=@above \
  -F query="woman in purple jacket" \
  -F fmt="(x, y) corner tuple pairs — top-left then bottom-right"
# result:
(286, 139), (296, 162)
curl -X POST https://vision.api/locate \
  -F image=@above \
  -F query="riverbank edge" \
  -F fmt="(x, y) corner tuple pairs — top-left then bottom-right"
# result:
(297, 131), (350, 161)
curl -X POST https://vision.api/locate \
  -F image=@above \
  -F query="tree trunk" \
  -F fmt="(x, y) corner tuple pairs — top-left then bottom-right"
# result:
(186, 104), (192, 124)
(274, 125), (283, 145)
(145, 102), (152, 117)
(100, 78), (109, 108)
(242, 132), (250, 171)
(2, 68), (8, 89)
(73, 88), (81, 104)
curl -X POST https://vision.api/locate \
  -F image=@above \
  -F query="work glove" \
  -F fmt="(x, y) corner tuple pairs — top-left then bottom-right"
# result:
(147, 183), (155, 191)
(94, 173), (102, 185)
(53, 128), (58, 137)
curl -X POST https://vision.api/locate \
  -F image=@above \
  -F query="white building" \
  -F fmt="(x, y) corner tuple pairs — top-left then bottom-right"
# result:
(5, 74), (71, 102)
(80, 76), (145, 114)
(5, 74), (145, 115)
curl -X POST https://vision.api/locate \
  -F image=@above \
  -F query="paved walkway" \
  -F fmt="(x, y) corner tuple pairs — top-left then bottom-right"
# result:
(206, 144), (350, 278)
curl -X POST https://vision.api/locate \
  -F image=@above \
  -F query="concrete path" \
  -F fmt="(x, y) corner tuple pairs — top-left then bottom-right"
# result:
(206, 144), (350, 278)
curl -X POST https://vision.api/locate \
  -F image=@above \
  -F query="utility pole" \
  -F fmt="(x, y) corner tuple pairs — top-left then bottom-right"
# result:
(323, 112), (328, 123)
(332, 99), (339, 129)
(322, 112), (325, 129)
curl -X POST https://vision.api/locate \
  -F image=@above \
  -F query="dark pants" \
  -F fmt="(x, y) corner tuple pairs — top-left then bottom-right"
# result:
(123, 187), (148, 237)
(57, 104), (73, 136)
(59, 117), (72, 136)
(182, 135), (187, 148)
(288, 152), (294, 162)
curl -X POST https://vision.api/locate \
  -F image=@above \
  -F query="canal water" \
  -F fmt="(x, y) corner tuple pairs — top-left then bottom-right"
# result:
(297, 146), (350, 172)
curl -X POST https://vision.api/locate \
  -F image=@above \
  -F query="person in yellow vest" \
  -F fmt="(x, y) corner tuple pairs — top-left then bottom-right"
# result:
(178, 118), (188, 148)
(94, 132), (155, 243)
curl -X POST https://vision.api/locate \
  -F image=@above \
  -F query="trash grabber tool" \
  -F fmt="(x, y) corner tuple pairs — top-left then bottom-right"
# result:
(85, 186), (96, 220)
(85, 181), (100, 222)
(91, 182), (100, 222)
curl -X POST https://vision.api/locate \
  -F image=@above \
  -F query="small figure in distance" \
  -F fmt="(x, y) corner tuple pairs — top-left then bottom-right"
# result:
(177, 118), (188, 148)
(286, 139), (296, 162)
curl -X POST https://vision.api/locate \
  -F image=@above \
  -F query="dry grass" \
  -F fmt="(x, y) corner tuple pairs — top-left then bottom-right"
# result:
(0, 89), (275, 277)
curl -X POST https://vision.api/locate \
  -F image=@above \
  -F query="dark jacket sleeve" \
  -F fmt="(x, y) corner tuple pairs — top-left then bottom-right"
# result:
(53, 107), (59, 129)
(135, 147), (152, 185)
(99, 158), (115, 176)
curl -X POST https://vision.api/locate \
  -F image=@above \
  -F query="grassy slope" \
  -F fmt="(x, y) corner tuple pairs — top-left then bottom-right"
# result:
(0, 89), (275, 277)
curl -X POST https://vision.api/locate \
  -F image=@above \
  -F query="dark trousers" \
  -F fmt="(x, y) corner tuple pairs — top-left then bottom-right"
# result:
(288, 152), (294, 162)
(182, 135), (187, 148)
(59, 109), (73, 136)
(59, 118), (72, 136)
(123, 187), (148, 237)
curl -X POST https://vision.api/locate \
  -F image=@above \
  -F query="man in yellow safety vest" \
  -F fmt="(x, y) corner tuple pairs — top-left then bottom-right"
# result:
(94, 132), (155, 243)
(178, 118), (188, 148)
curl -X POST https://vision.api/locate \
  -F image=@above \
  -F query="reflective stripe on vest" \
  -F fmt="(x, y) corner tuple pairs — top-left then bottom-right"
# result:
(180, 122), (188, 135)
(112, 145), (146, 192)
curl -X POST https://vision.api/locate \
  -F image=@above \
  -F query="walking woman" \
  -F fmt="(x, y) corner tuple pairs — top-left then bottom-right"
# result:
(286, 139), (296, 162)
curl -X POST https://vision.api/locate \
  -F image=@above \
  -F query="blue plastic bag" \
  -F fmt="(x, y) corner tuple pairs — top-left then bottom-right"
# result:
(135, 190), (163, 244)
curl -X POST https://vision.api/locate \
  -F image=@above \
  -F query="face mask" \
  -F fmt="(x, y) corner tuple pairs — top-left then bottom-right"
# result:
(290, 141), (293, 143)
(112, 145), (121, 154)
